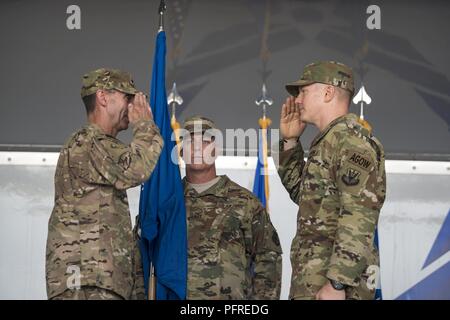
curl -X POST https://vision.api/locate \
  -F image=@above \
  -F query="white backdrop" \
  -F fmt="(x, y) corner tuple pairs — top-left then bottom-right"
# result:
(0, 153), (449, 299)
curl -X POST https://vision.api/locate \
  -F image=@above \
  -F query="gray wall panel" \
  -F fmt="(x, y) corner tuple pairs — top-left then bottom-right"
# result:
(0, 0), (449, 157)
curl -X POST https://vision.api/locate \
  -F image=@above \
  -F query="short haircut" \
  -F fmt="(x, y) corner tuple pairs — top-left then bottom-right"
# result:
(82, 93), (96, 114)
(82, 89), (119, 114)
(336, 87), (351, 105)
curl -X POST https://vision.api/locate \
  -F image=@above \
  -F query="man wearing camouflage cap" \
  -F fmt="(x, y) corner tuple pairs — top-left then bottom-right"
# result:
(46, 68), (163, 300)
(278, 61), (386, 300)
(181, 116), (282, 299)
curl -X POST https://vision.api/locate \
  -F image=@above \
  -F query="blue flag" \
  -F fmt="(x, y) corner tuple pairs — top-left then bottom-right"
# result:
(252, 128), (269, 208)
(374, 228), (382, 300)
(138, 30), (187, 300)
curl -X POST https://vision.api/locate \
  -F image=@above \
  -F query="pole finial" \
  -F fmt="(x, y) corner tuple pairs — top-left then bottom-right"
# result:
(352, 84), (373, 132)
(255, 83), (273, 120)
(158, 0), (167, 32)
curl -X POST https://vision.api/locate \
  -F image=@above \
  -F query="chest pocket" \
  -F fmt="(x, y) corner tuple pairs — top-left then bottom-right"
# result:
(215, 206), (247, 265)
(201, 204), (241, 246)
(218, 210), (245, 249)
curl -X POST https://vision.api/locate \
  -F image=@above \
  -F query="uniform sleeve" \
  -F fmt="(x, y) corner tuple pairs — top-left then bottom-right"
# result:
(277, 140), (306, 204)
(131, 216), (146, 300)
(248, 199), (283, 300)
(326, 140), (384, 287)
(87, 119), (163, 190)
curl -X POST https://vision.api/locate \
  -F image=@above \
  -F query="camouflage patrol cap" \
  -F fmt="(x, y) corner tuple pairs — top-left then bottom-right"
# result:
(80, 68), (139, 98)
(183, 116), (217, 138)
(285, 61), (354, 97)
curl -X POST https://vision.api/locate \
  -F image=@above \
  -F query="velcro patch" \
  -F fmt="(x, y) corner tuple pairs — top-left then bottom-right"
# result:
(348, 152), (372, 171)
(118, 152), (131, 170)
(341, 168), (361, 186)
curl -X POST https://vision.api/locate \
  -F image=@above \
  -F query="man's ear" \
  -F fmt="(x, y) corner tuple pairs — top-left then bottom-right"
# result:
(96, 90), (108, 108)
(324, 85), (335, 103)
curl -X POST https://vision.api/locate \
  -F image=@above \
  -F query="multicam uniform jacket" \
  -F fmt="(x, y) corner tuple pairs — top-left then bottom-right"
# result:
(46, 119), (163, 299)
(278, 113), (386, 300)
(184, 175), (282, 300)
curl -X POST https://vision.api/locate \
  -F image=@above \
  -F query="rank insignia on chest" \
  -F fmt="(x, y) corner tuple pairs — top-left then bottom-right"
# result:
(342, 168), (361, 186)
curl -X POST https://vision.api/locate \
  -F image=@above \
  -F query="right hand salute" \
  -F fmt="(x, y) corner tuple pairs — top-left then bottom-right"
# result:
(128, 92), (153, 124)
(280, 96), (307, 139)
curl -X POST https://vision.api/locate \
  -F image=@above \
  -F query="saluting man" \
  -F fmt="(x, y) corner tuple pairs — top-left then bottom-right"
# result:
(46, 68), (163, 300)
(278, 61), (386, 300)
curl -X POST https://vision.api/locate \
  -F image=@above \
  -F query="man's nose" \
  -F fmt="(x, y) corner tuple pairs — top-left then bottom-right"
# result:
(193, 139), (202, 151)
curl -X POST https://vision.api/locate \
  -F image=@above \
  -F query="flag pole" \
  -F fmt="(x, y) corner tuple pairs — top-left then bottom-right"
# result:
(353, 84), (373, 133)
(255, 84), (272, 210)
(254, 1), (273, 210)
(168, 82), (183, 165)
(147, 0), (167, 301)
(158, 0), (166, 32)
(148, 263), (156, 300)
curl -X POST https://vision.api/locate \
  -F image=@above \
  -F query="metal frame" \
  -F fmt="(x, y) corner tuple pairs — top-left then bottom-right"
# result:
(1, 152), (449, 175)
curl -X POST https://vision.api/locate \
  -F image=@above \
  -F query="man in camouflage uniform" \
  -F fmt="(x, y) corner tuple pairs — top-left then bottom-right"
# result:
(278, 61), (386, 300)
(46, 68), (163, 300)
(181, 116), (282, 299)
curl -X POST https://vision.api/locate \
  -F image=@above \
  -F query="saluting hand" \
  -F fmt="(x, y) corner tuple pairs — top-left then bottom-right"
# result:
(128, 92), (153, 124)
(280, 96), (307, 139)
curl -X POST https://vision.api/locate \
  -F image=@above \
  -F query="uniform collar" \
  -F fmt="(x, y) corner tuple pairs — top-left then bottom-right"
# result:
(85, 122), (103, 134)
(310, 113), (359, 149)
(183, 175), (230, 198)
(85, 122), (118, 139)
